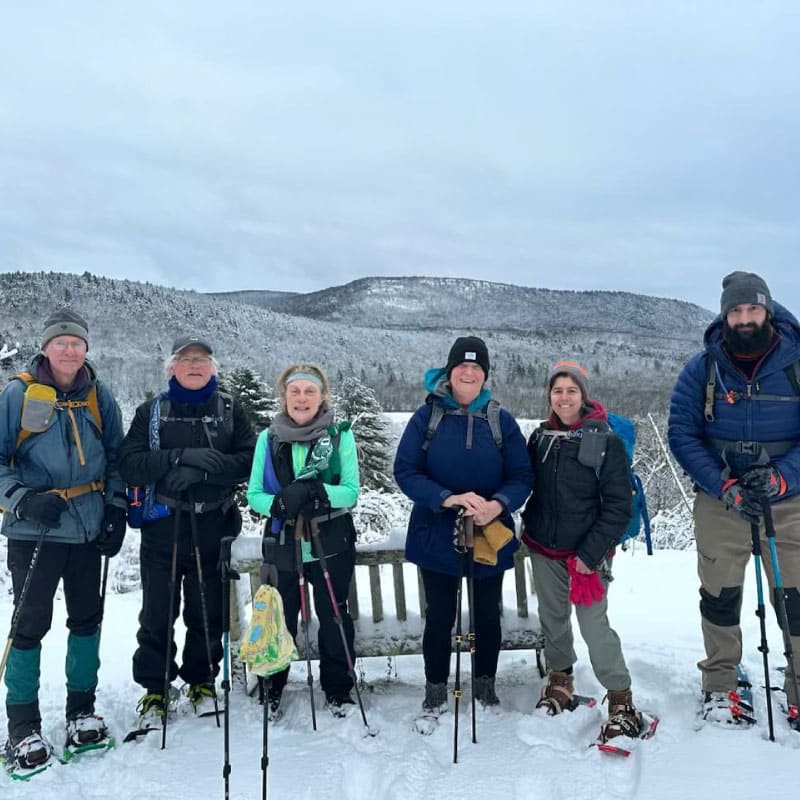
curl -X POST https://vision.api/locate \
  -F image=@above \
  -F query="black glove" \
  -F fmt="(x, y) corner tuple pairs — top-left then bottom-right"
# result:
(97, 506), (127, 557)
(16, 492), (68, 528)
(179, 448), (227, 474)
(742, 465), (785, 503)
(164, 466), (206, 492)
(721, 480), (760, 522)
(272, 480), (327, 519)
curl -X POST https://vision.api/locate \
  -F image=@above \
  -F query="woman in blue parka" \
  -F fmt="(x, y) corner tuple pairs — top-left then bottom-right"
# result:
(394, 336), (533, 728)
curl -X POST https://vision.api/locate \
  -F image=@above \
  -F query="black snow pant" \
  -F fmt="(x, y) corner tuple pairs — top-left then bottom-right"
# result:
(5, 539), (102, 741)
(420, 567), (504, 685)
(132, 542), (223, 693)
(268, 548), (356, 699)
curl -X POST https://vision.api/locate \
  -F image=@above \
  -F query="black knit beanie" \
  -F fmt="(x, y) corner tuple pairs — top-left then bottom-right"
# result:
(720, 271), (773, 317)
(446, 336), (490, 377)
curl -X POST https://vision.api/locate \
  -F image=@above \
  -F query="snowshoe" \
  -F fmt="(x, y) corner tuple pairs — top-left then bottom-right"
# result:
(700, 668), (756, 727)
(124, 690), (171, 742)
(2, 732), (56, 780)
(325, 692), (356, 719)
(63, 713), (115, 760)
(596, 711), (659, 757)
(187, 683), (221, 718)
(536, 670), (576, 715)
(267, 688), (284, 723)
(598, 689), (643, 742)
(473, 675), (500, 710)
(414, 682), (447, 735)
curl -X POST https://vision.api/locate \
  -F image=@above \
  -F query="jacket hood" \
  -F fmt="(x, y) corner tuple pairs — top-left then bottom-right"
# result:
(423, 366), (492, 412)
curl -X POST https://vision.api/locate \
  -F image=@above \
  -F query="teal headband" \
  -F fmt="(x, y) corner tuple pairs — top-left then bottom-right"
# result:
(284, 371), (324, 389)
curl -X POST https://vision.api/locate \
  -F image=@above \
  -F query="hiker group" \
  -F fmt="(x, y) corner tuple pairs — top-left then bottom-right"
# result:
(1, 268), (799, 778)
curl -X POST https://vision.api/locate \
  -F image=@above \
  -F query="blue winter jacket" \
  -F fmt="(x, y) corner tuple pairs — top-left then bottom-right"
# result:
(668, 302), (800, 499)
(394, 369), (534, 578)
(0, 356), (126, 544)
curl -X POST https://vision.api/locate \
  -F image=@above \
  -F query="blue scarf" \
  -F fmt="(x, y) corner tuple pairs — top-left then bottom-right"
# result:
(167, 375), (218, 407)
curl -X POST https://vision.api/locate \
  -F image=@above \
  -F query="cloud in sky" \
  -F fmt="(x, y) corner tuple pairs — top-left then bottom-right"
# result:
(1, 1), (799, 312)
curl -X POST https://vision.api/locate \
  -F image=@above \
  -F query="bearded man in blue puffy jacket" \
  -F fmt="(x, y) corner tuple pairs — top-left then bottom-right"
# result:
(669, 271), (800, 727)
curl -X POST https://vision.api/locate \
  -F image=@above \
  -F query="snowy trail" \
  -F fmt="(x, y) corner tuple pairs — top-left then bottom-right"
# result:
(3, 550), (800, 798)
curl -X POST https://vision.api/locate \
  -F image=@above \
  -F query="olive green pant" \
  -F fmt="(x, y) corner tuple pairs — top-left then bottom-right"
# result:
(694, 491), (800, 702)
(531, 552), (631, 691)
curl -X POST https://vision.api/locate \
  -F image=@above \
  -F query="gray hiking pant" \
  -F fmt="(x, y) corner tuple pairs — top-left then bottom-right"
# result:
(694, 491), (800, 702)
(531, 552), (631, 691)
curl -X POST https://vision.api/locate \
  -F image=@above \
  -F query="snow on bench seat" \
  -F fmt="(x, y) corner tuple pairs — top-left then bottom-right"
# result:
(229, 530), (545, 674)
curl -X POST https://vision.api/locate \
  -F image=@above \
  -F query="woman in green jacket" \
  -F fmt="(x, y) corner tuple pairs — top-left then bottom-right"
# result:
(247, 364), (360, 721)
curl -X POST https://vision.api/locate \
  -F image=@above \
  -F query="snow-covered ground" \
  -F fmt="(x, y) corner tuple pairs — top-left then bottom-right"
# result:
(2, 547), (798, 799)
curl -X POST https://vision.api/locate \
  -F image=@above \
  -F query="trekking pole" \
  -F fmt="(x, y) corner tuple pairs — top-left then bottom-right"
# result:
(464, 517), (477, 745)
(187, 492), (221, 728)
(294, 530), (317, 731)
(306, 515), (377, 737)
(261, 676), (270, 800)
(219, 536), (239, 800)
(161, 503), (182, 750)
(761, 500), (800, 729)
(749, 521), (775, 741)
(0, 524), (48, 684)
(452, 508), (467, 764)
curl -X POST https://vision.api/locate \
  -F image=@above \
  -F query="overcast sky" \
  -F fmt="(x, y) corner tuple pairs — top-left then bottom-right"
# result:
(2, 2), (799, 313)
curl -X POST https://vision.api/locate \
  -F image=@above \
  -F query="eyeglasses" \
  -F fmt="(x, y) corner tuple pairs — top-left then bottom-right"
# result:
(177, 356), (212, 366)
(48, 340), (87, 352)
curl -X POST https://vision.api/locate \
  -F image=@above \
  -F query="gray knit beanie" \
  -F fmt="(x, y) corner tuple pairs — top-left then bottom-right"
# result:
(720, 271), (773, 317)
(41, 307), (89, 348)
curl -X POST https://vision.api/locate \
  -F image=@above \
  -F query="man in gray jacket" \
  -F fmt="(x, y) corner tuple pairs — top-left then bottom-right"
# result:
(0, 308), (126, 774)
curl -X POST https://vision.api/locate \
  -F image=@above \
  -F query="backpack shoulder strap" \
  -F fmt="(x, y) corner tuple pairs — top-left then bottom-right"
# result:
(704, 354), (717, 422)
(86, 385), (102, 433)
(486, 399), (503, 449)
(422, 403), (446, 452)
(218, 390), (234, 430)
(785, 360), (800, 398)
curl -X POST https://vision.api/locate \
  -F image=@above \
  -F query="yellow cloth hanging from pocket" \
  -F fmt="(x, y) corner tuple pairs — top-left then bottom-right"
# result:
(473, 520), (514, 566)
(238, 584), (299, 677)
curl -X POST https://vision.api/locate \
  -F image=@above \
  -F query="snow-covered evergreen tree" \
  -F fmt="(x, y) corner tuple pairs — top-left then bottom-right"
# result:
(334, 375), (394, 492)
(224, 366), (277, 432)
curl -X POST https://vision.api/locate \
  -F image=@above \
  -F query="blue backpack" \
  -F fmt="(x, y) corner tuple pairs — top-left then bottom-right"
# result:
(606, 413), (652, 554)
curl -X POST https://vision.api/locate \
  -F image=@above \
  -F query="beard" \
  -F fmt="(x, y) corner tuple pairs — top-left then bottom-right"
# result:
(723, 319), (773, 355)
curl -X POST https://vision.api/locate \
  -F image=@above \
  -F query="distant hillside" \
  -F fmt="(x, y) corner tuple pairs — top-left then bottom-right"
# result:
(208, 276), (712, 352)
(1, 271), (714, 419)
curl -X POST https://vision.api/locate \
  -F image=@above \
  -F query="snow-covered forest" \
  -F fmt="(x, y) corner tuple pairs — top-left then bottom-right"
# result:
(0, 271), (712, 419)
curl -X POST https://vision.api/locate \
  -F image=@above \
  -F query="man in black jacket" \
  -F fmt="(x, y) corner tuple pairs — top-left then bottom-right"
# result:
(119, 335), (255, 727)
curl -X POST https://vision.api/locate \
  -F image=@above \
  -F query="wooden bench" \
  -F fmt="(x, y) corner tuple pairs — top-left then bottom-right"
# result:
(228, 536), (546, 678)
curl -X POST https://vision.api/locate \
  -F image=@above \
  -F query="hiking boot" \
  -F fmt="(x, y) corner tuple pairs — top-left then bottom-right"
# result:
(474, 675), (500, 708)
(325, 692), (356, 719)
(600, 689), (643, 741)
(136, 691), (166, 729)
(187, 683), (219, 717)
(536, 670), (574, 715)
(3, 732), (55, 772)
(66, 712), (110, 748)
(701, 690), (754, 727)
(422, 681), (448, 714)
